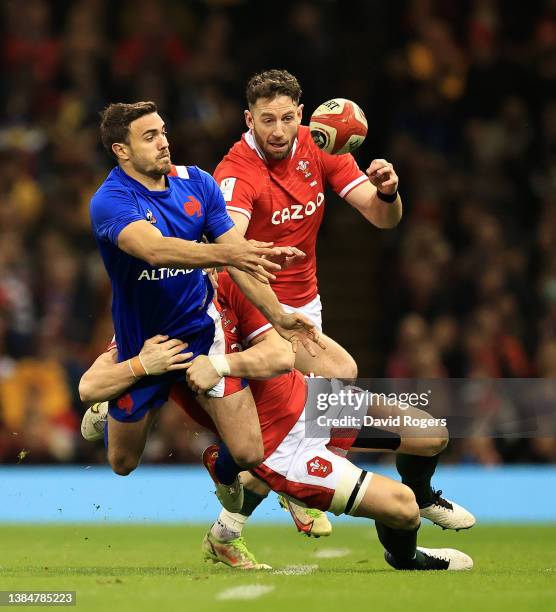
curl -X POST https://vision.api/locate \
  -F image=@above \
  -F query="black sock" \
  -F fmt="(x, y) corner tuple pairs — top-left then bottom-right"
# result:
(396, 453), (439, 507)
(214, 442), (242, 485)
(239, 487), (267, 517)
(375, 521), (419, 568)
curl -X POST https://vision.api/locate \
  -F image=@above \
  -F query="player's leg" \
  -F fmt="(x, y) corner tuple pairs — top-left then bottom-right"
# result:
(351, 408), (447, 513)
(195, 304), (264, 494)
(198, 385), (262, 513)
(368, 402), (450, 513)
(351, 473), (473, 570)
(204, 469), (332, 569)
(203, 474), (271, 569)
(197, 387), (263, 469)
(280, 295), (357, 379)
(349, 408), (475, 529)
(106, 409), (159, 475)
(100, 375), (172, 476)
(170, 381), (260, 512)
(203, 473), (331, 569)
(257, 437), (472, 571)
(393, 418), (475, 529)
(81, 398), (160, 476)
(293, 332), (358, 378)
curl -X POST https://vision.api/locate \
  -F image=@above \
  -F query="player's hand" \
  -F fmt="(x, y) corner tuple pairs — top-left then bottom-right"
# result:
(366, 159), (399, 195)
(273, 313), (327, 357)
(260, 244), (306, 270)
(226, 240), (282, 283)
(205, 268), (219, 290)
(138, 335), (193, 375)
(183, 355), (221, 393)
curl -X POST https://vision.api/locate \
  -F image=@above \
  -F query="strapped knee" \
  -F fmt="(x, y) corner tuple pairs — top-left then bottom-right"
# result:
(328, 462), (373, 516)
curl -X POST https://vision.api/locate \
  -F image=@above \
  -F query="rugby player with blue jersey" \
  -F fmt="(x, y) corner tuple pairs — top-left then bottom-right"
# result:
(89, 101), (320, 499)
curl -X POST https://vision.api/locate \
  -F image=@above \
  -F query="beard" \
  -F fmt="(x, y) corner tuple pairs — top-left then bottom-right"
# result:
(265, 146), (292, 161)
(135, 155), (172, 178)
(156, 157), (172, 175)
(253, 130), (295, 161)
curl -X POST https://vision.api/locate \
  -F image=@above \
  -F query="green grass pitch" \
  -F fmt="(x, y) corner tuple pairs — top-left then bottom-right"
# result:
(1, 524), (554, 611)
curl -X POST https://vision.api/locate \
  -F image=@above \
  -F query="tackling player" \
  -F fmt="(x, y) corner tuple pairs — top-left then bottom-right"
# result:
(89, 100), (320, 505)
(79, 272), (474, 571)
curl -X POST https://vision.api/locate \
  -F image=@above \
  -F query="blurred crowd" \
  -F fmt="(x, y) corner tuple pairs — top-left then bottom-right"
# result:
(0, 0), (554, 465)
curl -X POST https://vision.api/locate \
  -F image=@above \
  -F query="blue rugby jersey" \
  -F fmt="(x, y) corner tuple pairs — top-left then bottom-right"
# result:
(90, 165), (234, 359)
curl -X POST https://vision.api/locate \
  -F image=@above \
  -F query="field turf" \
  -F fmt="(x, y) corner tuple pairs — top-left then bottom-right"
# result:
(1, 524), (554, 611)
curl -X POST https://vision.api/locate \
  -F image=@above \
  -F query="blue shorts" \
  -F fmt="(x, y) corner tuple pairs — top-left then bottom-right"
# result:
(109, 303), (227, 423)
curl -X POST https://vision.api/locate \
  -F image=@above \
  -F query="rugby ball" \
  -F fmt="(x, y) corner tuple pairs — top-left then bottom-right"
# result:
(309, 98), (368, 155)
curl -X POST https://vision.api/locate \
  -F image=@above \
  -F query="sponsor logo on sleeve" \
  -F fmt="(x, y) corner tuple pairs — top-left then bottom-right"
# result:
(219, 177), (237, 202)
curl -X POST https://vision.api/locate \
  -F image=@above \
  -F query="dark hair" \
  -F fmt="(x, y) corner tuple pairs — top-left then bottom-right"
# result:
(246, 69), (302, 108)
(99, 101), (157, 155)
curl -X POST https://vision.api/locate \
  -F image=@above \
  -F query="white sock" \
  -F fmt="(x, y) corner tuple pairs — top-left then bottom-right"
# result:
(211, 509), (248, 542)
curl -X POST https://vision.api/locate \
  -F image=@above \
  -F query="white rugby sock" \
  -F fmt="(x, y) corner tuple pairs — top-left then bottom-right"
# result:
(211, 509), (248, 542)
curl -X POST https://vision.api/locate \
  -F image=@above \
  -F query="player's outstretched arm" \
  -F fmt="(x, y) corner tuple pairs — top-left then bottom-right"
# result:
(184, 330), (295, 393)
(227, 212), (307, 270)
(79, 335), (192, 403)
(117, 220), (281, 278)
(344, 159), (402, 229)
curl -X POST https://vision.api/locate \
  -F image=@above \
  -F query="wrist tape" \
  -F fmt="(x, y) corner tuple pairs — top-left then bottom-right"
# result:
(208, 354), (231, 377)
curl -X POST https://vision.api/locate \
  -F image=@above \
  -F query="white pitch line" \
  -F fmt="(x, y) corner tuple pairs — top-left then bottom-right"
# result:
(216, 585), (275, 601)
(313, 548), (351, 559)
(273, 564), (319, 575)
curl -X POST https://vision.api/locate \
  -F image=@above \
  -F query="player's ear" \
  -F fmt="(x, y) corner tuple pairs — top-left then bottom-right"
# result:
(112, 142), (129, 162)
(297, 103), (304, 123)
(245, 109), (254, 130)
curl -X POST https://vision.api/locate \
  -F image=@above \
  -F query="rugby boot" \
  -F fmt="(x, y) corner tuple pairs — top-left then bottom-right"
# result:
(278, 495), (332, 538)
(419, 489), (476, 531)
(385, 546), (473, 571)
(81, 401), (108, 442)
(202, 531), (271, 570)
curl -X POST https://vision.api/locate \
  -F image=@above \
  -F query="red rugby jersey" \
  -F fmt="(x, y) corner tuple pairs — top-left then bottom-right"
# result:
(170, 272), (307, 458)
(213, 126), (367, 306)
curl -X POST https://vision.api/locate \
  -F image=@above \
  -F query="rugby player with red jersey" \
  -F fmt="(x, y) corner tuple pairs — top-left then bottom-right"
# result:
(214, 69), (402, 369)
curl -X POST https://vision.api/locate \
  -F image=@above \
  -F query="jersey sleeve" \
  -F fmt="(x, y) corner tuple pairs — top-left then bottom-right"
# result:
(214, 163), (257, 223)
(90, 188), (144, 245)
(320, 151), (368, 199)
(218, 273), (273, 345)
(199, 170), (236, 241)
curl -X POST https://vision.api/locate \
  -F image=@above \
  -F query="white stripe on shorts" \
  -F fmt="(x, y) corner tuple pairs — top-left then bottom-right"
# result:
(206, 301), (227, 398)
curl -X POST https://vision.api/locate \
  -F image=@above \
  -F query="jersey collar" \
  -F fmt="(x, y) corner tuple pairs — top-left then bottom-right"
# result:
(114, 166), (172, 197)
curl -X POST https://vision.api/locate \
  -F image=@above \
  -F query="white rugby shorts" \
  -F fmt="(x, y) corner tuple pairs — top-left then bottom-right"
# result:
(253, 407), (373, 515)
(280, 294), (323, 332)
